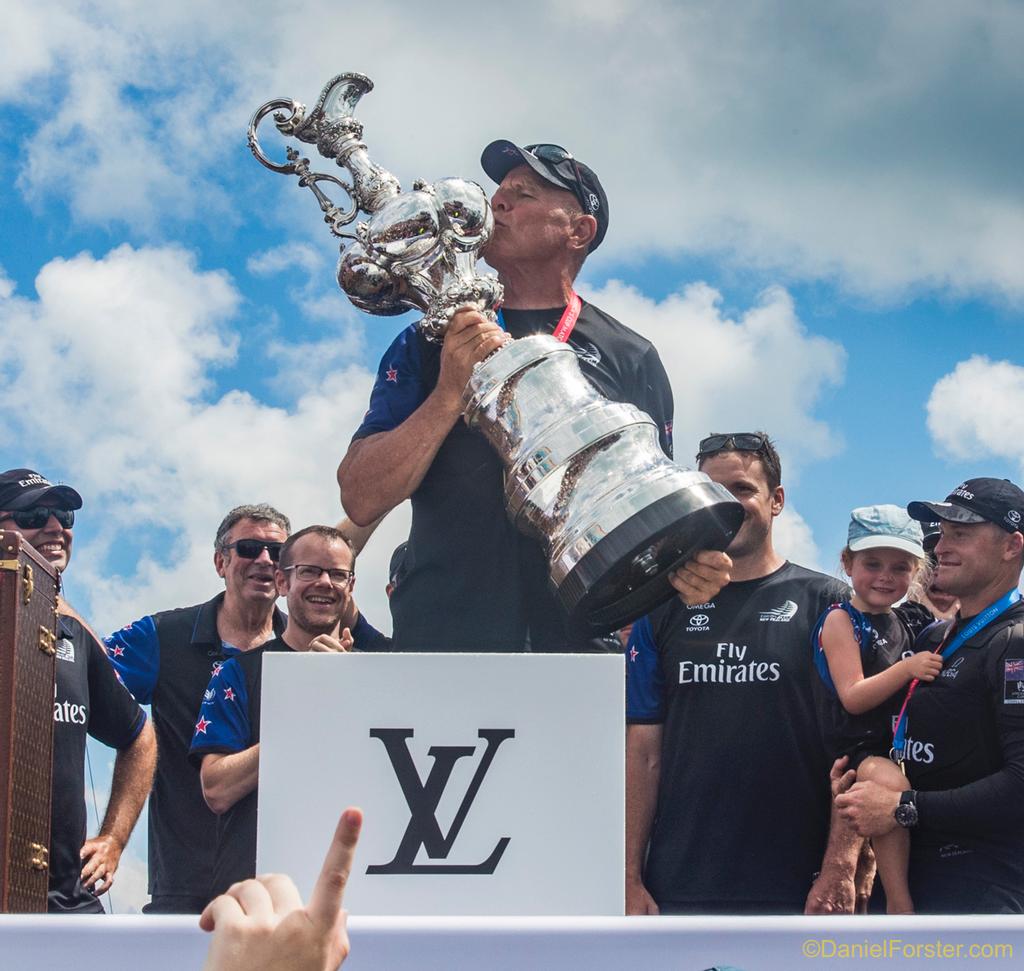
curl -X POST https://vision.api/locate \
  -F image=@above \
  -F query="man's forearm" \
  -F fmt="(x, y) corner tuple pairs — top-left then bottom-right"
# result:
(99, 719), (156, 846)
(819, 797), (863, 876)
(338, 389), (463, 525)
(625, 729), (661, 882)
(201, 746), (261, 815)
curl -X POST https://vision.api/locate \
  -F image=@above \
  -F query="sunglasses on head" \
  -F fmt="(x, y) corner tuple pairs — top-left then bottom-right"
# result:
(222, 539), (283, 562)
(524, 143), (596, 216)
(696, 433), (768, 458)
(1, 506), (75, 530)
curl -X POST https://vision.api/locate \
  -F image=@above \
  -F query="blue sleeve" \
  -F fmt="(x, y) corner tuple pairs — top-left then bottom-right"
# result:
(188, 658), (251, 764)
(103, 615), (159, 704)
(626, 615), (666, 722)
(81, 622), (147, 749)
(351, 324), (429, 440)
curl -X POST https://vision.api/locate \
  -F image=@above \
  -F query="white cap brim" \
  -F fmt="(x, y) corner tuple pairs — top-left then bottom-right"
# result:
(848, 535), (925, 559)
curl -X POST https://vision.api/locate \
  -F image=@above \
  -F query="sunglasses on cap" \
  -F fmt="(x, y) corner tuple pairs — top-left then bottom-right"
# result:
(1, 506), (75, 530)
(221, 539), (283, 562)
(697, 433), (768, 457)
(524, 143), (596, 216)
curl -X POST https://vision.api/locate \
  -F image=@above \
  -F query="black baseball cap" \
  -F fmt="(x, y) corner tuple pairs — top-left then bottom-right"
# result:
(480, 140), (609, 251)
(908, 478), (1024, 534)
(0, 468), (83, 511)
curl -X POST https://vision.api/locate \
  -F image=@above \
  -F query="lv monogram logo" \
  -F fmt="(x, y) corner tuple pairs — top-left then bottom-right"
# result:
(367, 727), (515, 874)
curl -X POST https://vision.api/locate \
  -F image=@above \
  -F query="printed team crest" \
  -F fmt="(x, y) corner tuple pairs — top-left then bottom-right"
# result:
(56, 638), (75, 663)
(1004, 658), (1024, 704)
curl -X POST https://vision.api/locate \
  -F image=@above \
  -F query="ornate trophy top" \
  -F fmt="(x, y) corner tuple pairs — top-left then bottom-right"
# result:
(249, 72), (502, 340)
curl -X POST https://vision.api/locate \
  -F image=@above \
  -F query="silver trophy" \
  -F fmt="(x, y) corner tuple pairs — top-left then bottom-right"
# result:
(249, 73), (743, 635)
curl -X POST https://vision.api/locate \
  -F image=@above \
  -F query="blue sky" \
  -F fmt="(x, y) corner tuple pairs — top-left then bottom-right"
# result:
(2, 0), (1022, 910)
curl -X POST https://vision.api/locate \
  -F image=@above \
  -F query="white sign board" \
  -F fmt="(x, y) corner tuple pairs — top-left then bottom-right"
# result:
(258, 653), (624, 915)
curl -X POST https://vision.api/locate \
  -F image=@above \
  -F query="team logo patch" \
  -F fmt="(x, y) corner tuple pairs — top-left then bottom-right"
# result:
(569, 338), (601, 367)
(759, 600), (798, 622)
(55, 638), (75, 663)
(941, 656), (965, 680)
(686, 613), (711, 632)
(1004, 659), (1024, 704)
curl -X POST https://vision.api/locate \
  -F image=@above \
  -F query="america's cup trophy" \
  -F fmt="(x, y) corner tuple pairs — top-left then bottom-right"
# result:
(249, 73), (744, 635)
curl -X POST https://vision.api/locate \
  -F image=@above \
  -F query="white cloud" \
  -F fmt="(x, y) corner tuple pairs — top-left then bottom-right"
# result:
(585, 279), (846, 472)
(926, 355), (1024, 470)
(5, 0), (1023, 300)
(0, 243), (404, 634)
(774, 507), (827, 574)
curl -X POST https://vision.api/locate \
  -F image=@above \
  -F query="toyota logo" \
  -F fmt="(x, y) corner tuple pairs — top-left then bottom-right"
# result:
(689, 614), (710, 626)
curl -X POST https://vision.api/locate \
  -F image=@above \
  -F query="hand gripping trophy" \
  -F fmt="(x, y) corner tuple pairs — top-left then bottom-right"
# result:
(249, 73), (743, 636)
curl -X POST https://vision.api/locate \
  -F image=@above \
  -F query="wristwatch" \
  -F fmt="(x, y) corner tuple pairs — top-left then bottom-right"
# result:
(894, 790), (919, 828)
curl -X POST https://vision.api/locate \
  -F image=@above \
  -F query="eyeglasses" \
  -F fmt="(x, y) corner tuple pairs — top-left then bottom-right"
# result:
(524, 143), (596, 216)
(283, 564), (354, 586)
(0, 506), (75, 530)
(221, 539), (283, 562)
(696, 433), (768, 458)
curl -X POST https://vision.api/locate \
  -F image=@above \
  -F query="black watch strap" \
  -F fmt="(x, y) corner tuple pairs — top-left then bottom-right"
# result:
(895, 789), (919, 828)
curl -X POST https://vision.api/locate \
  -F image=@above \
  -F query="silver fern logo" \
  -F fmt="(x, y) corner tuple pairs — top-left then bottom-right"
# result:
(759, 600), (798, 622)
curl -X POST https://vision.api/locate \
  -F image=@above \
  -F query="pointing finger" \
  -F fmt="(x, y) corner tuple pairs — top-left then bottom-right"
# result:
(308, 807), (363, 927)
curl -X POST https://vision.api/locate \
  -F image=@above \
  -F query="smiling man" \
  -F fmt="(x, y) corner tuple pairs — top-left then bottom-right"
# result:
(338, 140), (727, 652)
(0, 468), (155, 913)
(837, 478), (1024, 913)
(104, 503), (290, 913)
(189, 525), (355, 899)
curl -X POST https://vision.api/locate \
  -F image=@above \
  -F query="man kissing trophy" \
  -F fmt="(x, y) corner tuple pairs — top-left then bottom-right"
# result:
(248, 72), (742, 637)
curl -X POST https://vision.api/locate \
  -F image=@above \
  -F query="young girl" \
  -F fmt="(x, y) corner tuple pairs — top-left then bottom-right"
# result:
(812, 504), (942, 914)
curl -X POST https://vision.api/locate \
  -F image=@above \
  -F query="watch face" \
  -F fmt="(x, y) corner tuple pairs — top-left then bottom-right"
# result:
(895, 801), (919, 828)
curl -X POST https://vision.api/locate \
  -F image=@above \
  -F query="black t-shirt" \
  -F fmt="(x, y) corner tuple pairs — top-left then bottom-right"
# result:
(189, 636), (294, 898)
(105, 595), (286, 901)
(49, 616), (147, 913)
(904, 602), (1024, 907)
(626, 561), (849, 911)
(352, 301), (674, 652)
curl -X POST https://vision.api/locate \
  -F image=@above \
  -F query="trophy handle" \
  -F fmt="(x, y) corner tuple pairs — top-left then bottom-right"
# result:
(248, 99), (360, 239)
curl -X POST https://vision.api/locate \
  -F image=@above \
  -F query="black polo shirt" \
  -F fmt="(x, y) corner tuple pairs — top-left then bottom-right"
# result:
(352, 301), (674, 652)
(105, 594), (285, 906)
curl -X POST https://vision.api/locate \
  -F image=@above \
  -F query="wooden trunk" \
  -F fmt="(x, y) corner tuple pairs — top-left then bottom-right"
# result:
(0, 530), (58, 913)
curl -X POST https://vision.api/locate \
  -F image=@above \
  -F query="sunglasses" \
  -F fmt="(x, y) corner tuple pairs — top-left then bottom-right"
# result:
(221, 539), (283, 562)
(524, 143), (596, 216)
(283, 564), (354, 586)
(696, 433), (768, 458)
(1, 506), (75, 530)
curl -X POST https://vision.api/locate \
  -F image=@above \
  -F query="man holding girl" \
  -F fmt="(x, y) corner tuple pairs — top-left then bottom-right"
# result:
(835, 478), (1024, 913)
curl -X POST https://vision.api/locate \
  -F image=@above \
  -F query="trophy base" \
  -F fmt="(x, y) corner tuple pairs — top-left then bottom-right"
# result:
(556, 482), (744, 637)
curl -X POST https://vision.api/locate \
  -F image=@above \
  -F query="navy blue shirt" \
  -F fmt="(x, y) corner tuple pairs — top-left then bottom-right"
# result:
(189, 637), (295, 897)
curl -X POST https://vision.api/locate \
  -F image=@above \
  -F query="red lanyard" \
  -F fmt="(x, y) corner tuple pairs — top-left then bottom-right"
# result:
(496, 292), (582, 342)
(552, 292), (582, 343)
